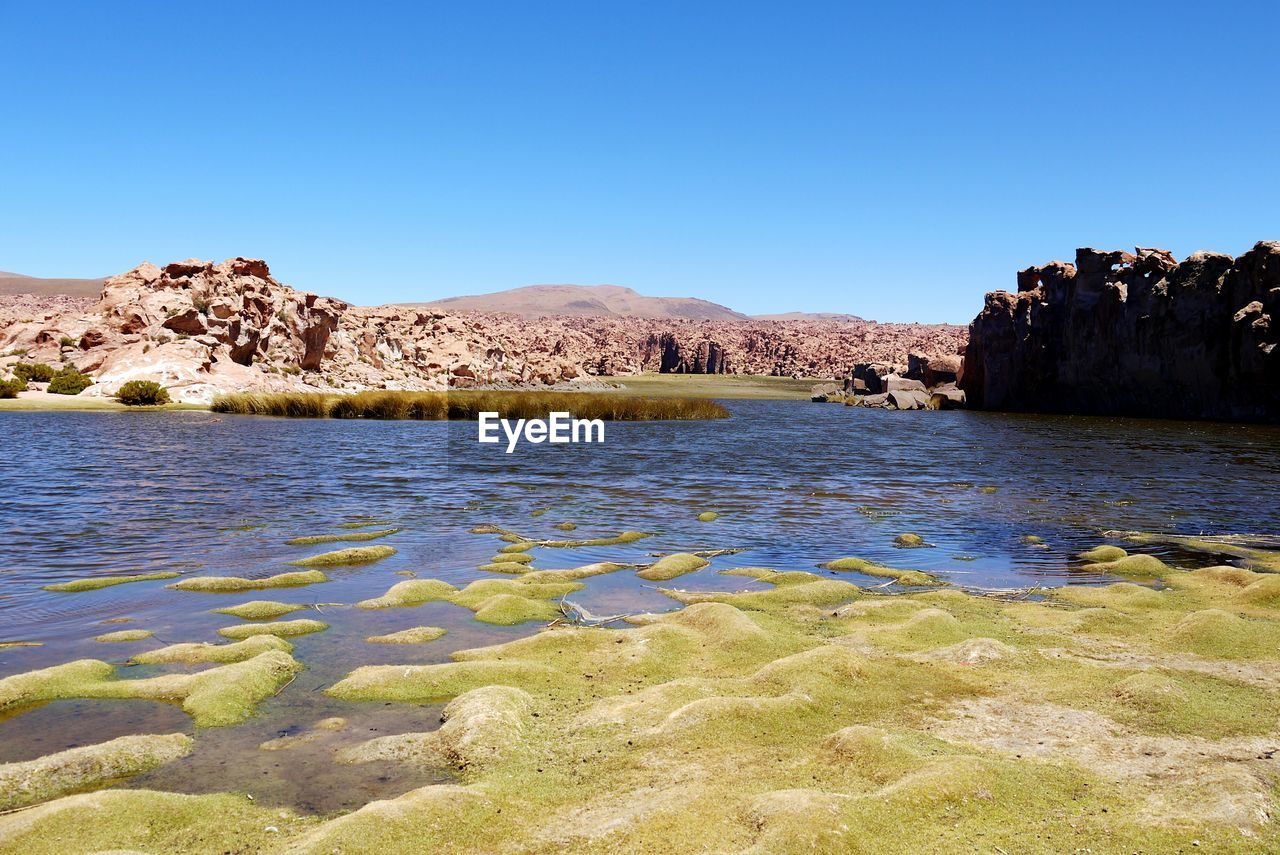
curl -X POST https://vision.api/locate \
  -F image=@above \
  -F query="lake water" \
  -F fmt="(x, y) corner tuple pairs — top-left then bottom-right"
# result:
(2, 400), (1279, 811)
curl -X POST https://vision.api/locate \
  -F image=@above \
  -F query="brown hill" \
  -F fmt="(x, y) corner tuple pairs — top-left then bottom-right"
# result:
(410, 284), (751, 322)
(752, 311), (866, 322)
(0, 270), (105, 298)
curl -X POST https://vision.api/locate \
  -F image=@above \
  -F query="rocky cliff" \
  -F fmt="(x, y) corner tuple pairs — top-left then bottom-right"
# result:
(0, 258), (965, 403)
(961, 242), (1280, 421)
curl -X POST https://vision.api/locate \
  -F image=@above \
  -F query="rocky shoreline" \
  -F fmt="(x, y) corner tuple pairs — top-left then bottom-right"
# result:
(0, 259), (964, 404)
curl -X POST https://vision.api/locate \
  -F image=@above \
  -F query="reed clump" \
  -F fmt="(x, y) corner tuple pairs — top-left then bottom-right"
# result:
(211, 390), (728, 420)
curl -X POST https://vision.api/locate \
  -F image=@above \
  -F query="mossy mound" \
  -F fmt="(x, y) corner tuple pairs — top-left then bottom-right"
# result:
(212, 600), (307, 621)
(499, 543), (534, 553)
(285, 527), (401, 545)
(478, 561), (535, 574)
(216, 618), (328, 640)
(43, 571), (180, 592)
(1053, 582), (1168, 611)
(552, 522), (577, 531)
(0, 733), (194, 810)
(1083, 553), (1174, 579)
(491, 551), (535, 565)
(1078, 545), (1128, 563)
(637, 553), (709, 581)
(1019, 535), (1045, 545)
(1164, 609), (1280, 659)
(821, 557), (941, 586)
(92, 630), (154, 643)
(337, 518), (394, 529)
(1236, 574), (1280, 609)
(132, 635), (293, 665)
(697, 511), (719, 522)
(893, 533), (927, 548)
(287, 545), (397, 566)
(366, 626), (448, 645)
(356, 577), (580, 626)
(0, 651), (300, 727)
(170, 570), (327, 593)
(339, 685), (532, 771)
(664, 571), (863, 610)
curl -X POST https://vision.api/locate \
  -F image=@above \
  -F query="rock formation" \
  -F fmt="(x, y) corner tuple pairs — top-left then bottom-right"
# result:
(0, 258), (966, 404)
(961, 242), (1280, 421)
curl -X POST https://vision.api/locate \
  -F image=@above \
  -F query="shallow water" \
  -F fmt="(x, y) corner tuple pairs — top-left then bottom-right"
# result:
(1, 400), (1278, 811)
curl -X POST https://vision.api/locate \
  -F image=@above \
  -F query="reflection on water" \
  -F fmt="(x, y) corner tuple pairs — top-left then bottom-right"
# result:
(1, 401), (1278, 810)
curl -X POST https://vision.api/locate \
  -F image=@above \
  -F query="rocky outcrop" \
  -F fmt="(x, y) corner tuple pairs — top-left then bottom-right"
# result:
(0, 257), (967, 404)
(961, 242), (1280, 421)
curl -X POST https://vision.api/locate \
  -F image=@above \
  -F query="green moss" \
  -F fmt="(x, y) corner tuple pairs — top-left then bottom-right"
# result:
(637, 553), (709, 581)
(1052, 582), (1168, 610)
(337, 518), (393, 529)
(1078, 545), (1128, 563)
(217, 618), (328, 639)
(1083, 553), (1175, 579)
(1235, 574), (1280, 609)
(499, 543), (534, 553)
(92, 629), (154, 643)
(472, 594), (560, 625)
(697, 511), (720, 522)
(0, 651), (300, 727)
(491, 551), (535, 565)
(552, 522), (576, 531)
(820, 557), (940, 586)
(43, 571), (180, 592)
(212, 600), (307, 620)
(366, 626), (448, 644)
(1019, 535), (1044, 545)
(287, 545), (397, 566)
(893, 533), (926, 548)
(1163, 609), (1280, 659)
(132, 635), (293, 664)
(285, 527), (401, 545)
(170, 570), (328, 592)
(0, 733), (194, 810)
(356, 579), (458, 609)
(478, 561), (534, 574)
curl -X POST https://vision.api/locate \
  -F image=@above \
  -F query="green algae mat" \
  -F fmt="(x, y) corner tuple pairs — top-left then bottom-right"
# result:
(2, 540), (1280, 853)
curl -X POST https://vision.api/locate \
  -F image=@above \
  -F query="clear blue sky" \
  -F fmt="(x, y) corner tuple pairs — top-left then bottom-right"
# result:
(2, 1), (1277, 323)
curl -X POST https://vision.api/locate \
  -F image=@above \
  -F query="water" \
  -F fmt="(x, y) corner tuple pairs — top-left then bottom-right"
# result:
(2, 400), (1279, 812)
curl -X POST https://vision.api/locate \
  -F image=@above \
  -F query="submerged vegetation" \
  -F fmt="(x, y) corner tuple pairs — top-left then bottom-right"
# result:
(210, 390), (729, 420)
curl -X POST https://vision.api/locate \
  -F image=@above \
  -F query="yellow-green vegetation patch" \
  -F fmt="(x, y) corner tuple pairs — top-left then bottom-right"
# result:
(132, 635), (293, 665)
(1109, 530), (1280, 573)
(893, 533), (928, 548)
(337, 518), (394, 529)
(697, 511), (719, 522)
(0, 651), (301, 727)
(212, 600), (307, 621)
(11, 539), (1280, 852)
(287, 545), (397, 566)
(492, 551), (535, 565)
(499, 542), (534, 553)
(518, 562), (627, 583)
(217, 618), (329, 640)
(285, 527), (401, 545)
(0, 733), (194, 810)
(170, 570), (327, 592)
(1019, 534), (1045, 545)
(366, 626), (448, 645)
(92, 629), (154, 643)
(0, 641), (42, 649)
(1082, 553), (1175, 579)
(1078, 544), (1128, 563)
(821, 556), (941, 587)
(637, 552), (709, 581)
(357, 576), (580, 626)
(552, 522), (577, 531)
(478, 561), (535, 574)
(664, 570), (863, 610)
(42, 571), (180, 592)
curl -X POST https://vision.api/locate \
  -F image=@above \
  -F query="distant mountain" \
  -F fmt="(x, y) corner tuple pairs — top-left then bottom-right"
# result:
(407, 284), (751, 322)
(0, 270), (105, 298)
(752, 311), (866, 322)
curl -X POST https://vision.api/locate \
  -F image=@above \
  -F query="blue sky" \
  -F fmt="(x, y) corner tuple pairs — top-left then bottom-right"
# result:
(1, 1), (1276, 323)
